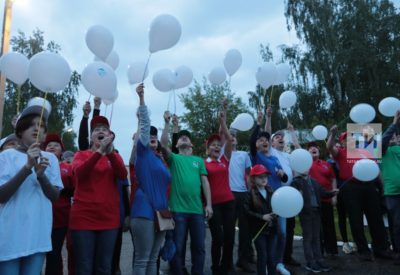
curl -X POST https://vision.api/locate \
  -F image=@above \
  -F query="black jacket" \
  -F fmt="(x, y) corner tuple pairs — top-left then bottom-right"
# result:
(291, 175), (335, 215)
(244, 186), (277, 236)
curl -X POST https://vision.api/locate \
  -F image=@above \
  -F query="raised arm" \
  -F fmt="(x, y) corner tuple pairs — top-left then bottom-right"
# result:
(287, 121), (301, 149)
(264, 105), (272, 134)
(161, 111), (172, 160)
(327, 125), (339, 158)
(220, 111), (232, 160)
(78, 101), (91, 150)
(171, 114), (179, 154)
(250, 111), (263, 158)
(382, 110), (400, 155)
(136, 83), (150, 147)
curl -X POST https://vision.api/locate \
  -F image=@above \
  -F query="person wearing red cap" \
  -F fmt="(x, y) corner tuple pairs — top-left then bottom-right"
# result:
(327, 125), (392, 261)
(250, 110), (290, 275)
(130, 84), (171, 275)
(307, 142), (338, 256)
(0, 105), (63, 274)
(70, 115), (127, 275)
(244, 164), (277, 275)
(204, 110), (235, 275)
(43, 134), (75, 275)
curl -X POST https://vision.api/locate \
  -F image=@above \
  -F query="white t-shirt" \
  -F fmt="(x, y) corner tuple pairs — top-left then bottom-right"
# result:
(0, 148), (63, 261)
(229, 151), (252, 192)
(270, 147), (293, 185)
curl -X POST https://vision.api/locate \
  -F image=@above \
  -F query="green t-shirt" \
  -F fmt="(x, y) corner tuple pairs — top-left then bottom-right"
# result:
(381, 145), (400, 195)
(168, 153), (207, 214)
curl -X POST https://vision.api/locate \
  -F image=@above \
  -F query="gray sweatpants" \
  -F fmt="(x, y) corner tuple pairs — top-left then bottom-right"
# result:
(130, 218), (166, 275)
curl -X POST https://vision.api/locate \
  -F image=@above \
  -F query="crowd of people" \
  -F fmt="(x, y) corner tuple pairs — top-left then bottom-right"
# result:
(0, 83), (399, 275)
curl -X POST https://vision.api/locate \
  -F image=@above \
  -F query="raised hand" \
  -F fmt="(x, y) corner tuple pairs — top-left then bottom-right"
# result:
(83, 101), (91, 117)
(97, 135), (114, 155)
(164, 111), (171, 124)
(330, 125), (338, 136)
(94, 97), (101, 109)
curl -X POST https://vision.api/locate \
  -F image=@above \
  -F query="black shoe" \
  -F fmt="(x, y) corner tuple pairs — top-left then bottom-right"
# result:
(305, 262), (322, 273)
(284, 257), (301, 266)
(358, 251), (373, 262)
(182, 267), (190, 275)
(316, 260), (332, 272)
(374, 250), (396, 260)
(236, 261), (255, 273)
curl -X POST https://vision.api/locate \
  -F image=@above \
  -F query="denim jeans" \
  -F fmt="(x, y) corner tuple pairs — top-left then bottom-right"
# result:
(131, 218), (166, 275)
(170, 212), (206, 275)
(254, 233), (276, 275)
(45, 227), (68, 275)
(71, 229), (118, 275)
(0, 252), (45, 275)
(386, 195), (400, 252)
(274, 216), (286, 264)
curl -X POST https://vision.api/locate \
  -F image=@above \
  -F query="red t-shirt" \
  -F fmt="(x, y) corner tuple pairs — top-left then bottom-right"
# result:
(70, 150), (127, 230)
(309, 159), (335, 203)
(205, 155), (234, 205)
(52, 162), (74, 228)
(334, 147), (374, 181)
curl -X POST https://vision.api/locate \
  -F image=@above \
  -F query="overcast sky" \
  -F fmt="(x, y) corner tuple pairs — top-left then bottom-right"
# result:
(1, 0), (326, 162)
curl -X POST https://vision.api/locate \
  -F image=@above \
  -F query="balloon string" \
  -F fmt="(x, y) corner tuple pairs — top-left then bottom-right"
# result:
(228, 76), (232, 93)
(167, 91), (172, 112)
(269, 85), (275, 106)
(16, 85), (21, 114)
(142, 53), (152, 82)
(105, 105), (108, 117)
(110, 103), (114, 126)
(36, 92), (48, 143)
(88, 94), (92, 102)
(173, 89), (177, 115)
(252, 221), (268, 243)
(337, 115), (349, 128)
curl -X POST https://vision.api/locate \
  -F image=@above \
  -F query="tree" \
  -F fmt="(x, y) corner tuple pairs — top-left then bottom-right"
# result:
(2, 29), (80, 150)
(282, 0), (400, 129)
(179, 78), (250, 155)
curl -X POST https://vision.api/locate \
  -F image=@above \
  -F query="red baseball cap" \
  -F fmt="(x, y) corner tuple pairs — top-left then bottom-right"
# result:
(250, 164), (271, 176)
(90, 116), (110, 131)
(339, 132), (347, 142)
(44, 133), (65, 151)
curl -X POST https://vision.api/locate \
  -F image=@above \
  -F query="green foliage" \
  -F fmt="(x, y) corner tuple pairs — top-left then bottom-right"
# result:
(2, 29), (80, 151)
(283, 0), (400, 130)
(179, 78), (250, 156)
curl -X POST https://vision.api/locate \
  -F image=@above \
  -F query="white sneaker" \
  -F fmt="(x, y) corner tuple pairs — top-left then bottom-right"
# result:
(351, 242), (358, 252)
(342, 242), (352, 254)
(276, 263), (291, 275)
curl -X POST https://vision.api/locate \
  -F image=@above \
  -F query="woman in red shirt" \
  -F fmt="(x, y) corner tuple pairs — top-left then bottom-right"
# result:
(204, 110), (235, 275)
(44, 134), (75, 275)
(70, 116), (127, 275)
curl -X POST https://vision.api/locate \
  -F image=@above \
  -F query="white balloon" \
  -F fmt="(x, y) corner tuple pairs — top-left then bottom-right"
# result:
(230, 113), (254, 131)
(378, 97), (400, 117)
(350, 103), (376, 124)
(103, 90), (119, 105)
(174, 65), (193, 89)
(85, 25), (114, 61)
(127, 61), (149, 84)
(279, 90), (297, 109)
(223, 48), (242, 76)
(208, 66), (226, 85)
(352, 159), (380, 181)
(312, 125), (328, 140)
(81, 61), (117, 99)
(27, 97), (52, 115)
(289, 148), (313, 173)
(271, 186), (304, 218)
(0, 52), (29, 85)
(149, 14), (182, 53)
(152, 68), (175, 92)
(28, 51), (71, 93)
(255, 62), (277, 89)
(105, 51), (119, 70)
(274, 63), (291, 85)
